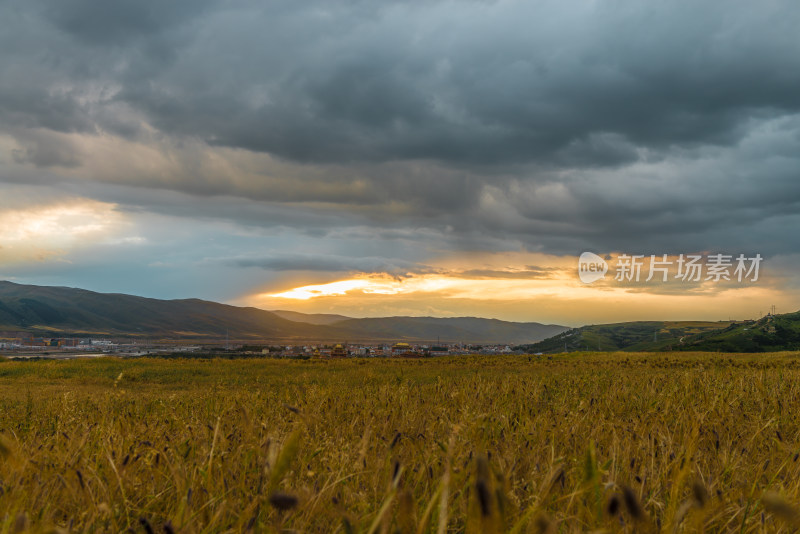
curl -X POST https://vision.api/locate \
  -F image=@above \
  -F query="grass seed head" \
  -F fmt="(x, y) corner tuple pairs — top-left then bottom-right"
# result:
(139, 517), (155, 534)
(269, 491), (299, 511)
(12, 513), (28, 534)
(762, 492), (800, 526)
(691, 480), (709, 508)
(0, 434), (13, 460)
(606, 494), (620, 516)
(476, 479), (491, 517)
(622, 486), (644, 520)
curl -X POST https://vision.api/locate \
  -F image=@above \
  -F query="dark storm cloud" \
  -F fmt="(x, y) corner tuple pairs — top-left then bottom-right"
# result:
(9, 129), (82, 168)
(454, 267), (559, 280)
(2, 0), (800, 259)
(231, 253), (434, 277)
(112, 1), (800, 165)
(5, 0), (799, 164)
(40, 0), (214, 45)
(224, 253), (561, 280)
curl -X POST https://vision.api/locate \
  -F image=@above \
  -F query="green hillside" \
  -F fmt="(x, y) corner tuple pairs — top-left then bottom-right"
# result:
(519, 320), (734, 353)
(0, 281), (343, 340)
(675, 312), (800, 352)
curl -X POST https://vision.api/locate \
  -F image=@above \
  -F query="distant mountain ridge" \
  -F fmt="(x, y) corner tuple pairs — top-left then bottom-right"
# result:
(333, 316), (563, 344)
(270, 310), (352, 325)
(0, 281), (566, 343)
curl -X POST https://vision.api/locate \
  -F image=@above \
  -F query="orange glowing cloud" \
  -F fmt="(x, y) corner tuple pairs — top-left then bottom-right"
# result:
(238, 251), (796, 326)
(0, 200), (129, 264)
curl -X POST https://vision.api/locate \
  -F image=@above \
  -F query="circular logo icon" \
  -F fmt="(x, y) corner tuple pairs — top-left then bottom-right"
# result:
(578, 252), (608, 284)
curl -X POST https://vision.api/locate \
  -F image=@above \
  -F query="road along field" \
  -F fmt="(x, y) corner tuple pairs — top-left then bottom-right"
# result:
(1, 353), (800, 533)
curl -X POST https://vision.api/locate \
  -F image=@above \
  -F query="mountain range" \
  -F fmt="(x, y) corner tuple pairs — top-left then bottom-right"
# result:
(0, 281), (566, 344)
(6, 280), (795, 351)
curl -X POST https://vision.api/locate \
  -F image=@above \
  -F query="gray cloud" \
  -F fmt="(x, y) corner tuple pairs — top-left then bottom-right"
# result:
(1, 0), (800, 269)
(112, 1), (800, 166)
(230, 253), (434, 277)
(454, 267), (559, 280)
(10, 129), (82, 168)
(40, 0), (215, 45)
(225, 253), (563, 281)
(5, 1), (800, 163)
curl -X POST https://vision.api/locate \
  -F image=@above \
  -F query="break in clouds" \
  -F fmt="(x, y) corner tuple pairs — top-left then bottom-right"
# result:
(2, 0), (800, 293)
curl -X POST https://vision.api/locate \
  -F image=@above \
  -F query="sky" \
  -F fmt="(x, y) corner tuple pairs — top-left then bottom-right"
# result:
(1, 0), (799, 326)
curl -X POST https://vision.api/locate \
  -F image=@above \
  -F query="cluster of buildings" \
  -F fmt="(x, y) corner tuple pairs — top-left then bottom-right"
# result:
(0, 331), (201, 355)
(1, 330), (518, 358)
(0, 331), (85, 349)
(257, 342), (517, 358)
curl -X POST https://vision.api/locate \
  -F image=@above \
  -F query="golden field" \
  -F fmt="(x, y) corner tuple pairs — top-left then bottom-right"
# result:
(1, 352), (800, 533)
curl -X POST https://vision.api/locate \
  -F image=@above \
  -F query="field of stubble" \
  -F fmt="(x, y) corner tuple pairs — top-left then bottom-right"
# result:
(1, 352), (800, 533)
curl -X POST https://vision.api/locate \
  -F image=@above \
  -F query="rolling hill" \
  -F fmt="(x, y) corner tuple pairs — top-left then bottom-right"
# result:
(673, 312), (800, 352)
(0, 280), (342, 340)
(0, 281), (565, 343)
(519, 320), (735, 353)
(520, 313), (800, 353)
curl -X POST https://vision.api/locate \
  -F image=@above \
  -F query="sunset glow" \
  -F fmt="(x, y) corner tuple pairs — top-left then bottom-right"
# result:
(246, 255), (795, 326)
(0, 201), (125, 263)
(1, 0), (798, 325)
(4, 1), (800, 529)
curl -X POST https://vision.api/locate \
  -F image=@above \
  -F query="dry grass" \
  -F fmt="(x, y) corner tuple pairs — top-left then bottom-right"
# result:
(1, 352), (800, 532)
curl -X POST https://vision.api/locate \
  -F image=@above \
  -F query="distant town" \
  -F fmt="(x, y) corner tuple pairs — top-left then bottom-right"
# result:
(0, 331), (522, 359)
